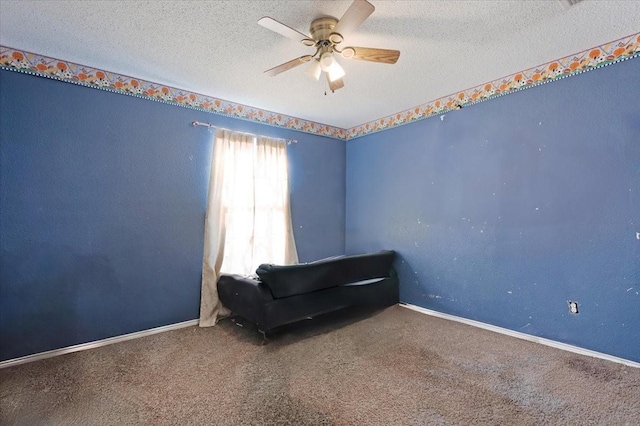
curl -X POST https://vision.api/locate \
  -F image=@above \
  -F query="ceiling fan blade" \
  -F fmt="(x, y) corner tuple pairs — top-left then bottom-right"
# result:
(326, 74), (345, 91)
(258, 17), (312, 44)
(265, 55), (313, 77)
(342, 47), (400, 64)
(334, 0), (375, 36)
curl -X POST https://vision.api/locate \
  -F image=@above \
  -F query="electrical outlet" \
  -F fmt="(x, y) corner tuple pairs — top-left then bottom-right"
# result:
(568, 301), (579, 314)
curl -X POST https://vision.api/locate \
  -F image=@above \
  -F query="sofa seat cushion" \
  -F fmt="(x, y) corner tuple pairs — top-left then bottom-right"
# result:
(341, 277), (387, 286)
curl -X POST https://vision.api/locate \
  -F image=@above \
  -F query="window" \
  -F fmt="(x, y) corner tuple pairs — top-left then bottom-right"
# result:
(217, 133), (296, 274)
(199, 129), (298, 326)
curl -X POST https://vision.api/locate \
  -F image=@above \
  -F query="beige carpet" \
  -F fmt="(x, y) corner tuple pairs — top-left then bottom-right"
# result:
(1, 305), (639, 425)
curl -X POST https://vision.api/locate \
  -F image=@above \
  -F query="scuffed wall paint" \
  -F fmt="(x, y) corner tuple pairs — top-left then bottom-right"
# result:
(346, 57), (640, 362)
(0, 70), (345, 361)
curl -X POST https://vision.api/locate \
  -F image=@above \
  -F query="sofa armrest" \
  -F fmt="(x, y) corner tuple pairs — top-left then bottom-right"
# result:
(217, 274), (274, 326)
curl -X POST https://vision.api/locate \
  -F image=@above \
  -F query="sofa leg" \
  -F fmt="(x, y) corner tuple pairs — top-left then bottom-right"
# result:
(258, 329), (269, 345)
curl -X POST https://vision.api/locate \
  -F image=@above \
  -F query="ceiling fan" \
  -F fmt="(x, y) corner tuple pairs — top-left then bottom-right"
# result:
(258, 0), (400, 92)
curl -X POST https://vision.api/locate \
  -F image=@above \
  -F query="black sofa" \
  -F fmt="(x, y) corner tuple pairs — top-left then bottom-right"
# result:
(217, 250), (398, 333)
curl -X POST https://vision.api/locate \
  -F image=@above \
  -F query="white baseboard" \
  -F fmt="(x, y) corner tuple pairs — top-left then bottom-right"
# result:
(400, 303), (640, 369)
(4, 307), (638, 369)
(0, 319), (199, 369)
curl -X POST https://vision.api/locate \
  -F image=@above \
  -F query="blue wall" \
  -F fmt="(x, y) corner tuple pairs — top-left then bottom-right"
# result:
(0, 70), (345, 361)
(346, 57), (640, 362)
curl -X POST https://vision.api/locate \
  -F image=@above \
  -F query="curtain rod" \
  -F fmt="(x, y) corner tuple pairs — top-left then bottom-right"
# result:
(192, 121), (297, 144)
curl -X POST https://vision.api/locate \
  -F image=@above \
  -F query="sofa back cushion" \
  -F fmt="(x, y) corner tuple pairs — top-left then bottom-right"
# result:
(256, 250), (396, 299)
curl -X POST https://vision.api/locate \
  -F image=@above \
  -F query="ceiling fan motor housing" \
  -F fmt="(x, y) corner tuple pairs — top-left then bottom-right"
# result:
(310, 17), (341, 45)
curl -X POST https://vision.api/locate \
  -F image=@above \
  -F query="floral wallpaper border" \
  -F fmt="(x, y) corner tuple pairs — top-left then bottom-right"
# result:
(1, 32), (638, 141)
(347, 33), (640, 139)
(0, 46), (347, 140)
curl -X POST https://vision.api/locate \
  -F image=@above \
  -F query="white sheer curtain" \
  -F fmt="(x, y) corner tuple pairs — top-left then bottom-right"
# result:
(199, 130), (298, 327)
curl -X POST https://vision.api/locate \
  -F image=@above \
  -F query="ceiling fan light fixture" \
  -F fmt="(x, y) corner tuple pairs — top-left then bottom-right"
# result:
(327, 61), (346, 82)
(307, 59), (322, 80)
(319, 52), (334, 71)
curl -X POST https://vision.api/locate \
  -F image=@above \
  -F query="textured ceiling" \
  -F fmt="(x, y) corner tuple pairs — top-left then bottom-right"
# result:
(1, 1), (639, 129)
